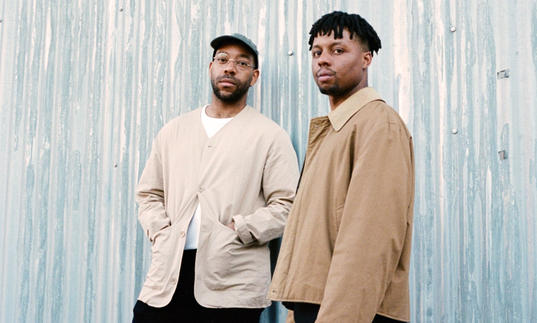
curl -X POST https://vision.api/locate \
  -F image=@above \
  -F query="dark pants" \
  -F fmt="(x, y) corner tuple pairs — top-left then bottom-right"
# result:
(133, 250), (263, 323)
(291, 302), (407, 323)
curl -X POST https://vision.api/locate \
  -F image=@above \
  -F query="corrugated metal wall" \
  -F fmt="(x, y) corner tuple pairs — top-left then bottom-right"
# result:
(1, 0), (536, 322)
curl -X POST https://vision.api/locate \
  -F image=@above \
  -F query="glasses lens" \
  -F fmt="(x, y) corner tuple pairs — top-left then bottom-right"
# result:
(213, 53), (252, 70)
(215, 53), (229, 64)
(237, 61), (250, 68)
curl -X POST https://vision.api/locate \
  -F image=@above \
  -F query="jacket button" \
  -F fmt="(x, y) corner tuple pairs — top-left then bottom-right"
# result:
(180, 231), (185, 237)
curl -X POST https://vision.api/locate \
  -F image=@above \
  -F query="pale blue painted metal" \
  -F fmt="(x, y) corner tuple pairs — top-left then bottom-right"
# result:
(1, 0), (536, 322)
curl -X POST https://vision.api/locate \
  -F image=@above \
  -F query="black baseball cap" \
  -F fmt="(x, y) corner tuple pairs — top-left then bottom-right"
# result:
(210, 33), (259, 69)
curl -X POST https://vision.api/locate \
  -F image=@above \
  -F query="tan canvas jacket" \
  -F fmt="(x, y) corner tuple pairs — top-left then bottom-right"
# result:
(269, 88), (415, 322)
(136, 106), (299, 308)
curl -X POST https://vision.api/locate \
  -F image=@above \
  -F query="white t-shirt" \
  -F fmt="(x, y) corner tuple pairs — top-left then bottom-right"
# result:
(184, 106), (233, 250)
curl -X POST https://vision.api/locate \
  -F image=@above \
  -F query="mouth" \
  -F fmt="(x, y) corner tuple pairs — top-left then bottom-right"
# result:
(316, 70), (335, 82)
(218, 76), (237, 87)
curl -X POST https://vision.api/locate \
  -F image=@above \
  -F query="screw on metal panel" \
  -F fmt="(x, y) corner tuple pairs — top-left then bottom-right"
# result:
(119, 8), (124, 12)
(498, 150), (507, 160)
(288, 51), (294, 56)
(451, 128), (458, 134)
(114, 163), (118, 168)
(450, 26), (456, 32)
(497, 69), (510, 79)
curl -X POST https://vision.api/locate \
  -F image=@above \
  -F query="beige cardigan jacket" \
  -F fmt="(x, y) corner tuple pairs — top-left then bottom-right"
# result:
(269, 88), (414, 322)
(136, 106), (299, 308)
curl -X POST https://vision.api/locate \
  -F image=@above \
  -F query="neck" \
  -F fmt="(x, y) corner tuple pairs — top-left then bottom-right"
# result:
(329, 76), (368, 111)
(207, 96), (247, 118)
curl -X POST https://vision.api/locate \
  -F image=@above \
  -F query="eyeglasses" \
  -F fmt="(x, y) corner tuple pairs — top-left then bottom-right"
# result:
(213, 53), (255, 70)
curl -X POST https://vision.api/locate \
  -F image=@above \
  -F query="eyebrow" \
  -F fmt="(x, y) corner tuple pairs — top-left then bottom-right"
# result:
(311, 40), (346, 49)
(314, 39), (345, 46)
(216, 50), (252, 59)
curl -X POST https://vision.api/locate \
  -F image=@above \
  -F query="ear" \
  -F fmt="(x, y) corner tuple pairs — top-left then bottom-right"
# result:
(249, 69), (260, 87)
(362, 51), (373, 69)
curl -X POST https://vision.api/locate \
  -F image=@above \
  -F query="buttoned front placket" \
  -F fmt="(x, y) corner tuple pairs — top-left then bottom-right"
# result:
(197, 121), (221, 195)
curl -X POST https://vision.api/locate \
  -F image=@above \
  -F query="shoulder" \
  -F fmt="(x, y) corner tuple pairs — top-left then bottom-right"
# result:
(153, 108), (202, 147)
(243, 107), (289, 136)
(158, 108), (200, 136)
(238, 108), (295, 155)
(359, 100), (400, 123)
(352, 100), (411, 138)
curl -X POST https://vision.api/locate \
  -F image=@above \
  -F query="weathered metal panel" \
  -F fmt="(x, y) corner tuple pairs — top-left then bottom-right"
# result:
(0, 0), (536, 322)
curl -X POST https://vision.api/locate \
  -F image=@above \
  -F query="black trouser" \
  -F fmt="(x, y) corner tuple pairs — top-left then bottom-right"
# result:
(291, 302), (407, 323)
(292, 302), (320, 323)
(133, 250), (263, 323)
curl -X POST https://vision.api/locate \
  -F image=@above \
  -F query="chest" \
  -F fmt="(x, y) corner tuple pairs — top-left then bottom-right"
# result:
(163, 123), (269, 181)
(304, 123), (357, 179)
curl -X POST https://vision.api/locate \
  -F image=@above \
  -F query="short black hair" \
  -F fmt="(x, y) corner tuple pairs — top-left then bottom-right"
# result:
(308, 11), (381, 56)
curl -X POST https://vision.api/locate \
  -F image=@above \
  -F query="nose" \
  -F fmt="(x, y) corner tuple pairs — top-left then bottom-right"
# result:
(223, 61), (238, 74)
(317, 51), (331, 66)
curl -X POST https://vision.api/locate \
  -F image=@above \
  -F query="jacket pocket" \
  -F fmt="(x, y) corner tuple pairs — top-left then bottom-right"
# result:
(204, 220), (241, 281)
(145, 225), (173, 287)
(203, 219), (268, 291)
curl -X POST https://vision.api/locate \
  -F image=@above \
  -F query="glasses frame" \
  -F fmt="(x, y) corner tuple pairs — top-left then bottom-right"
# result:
(212, 53), (255, 71)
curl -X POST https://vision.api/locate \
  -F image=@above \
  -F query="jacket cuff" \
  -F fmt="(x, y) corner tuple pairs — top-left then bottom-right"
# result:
(232, 214), (255, 244)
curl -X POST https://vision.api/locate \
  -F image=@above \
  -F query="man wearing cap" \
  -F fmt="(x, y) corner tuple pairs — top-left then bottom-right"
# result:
(133, 34), (299, 323)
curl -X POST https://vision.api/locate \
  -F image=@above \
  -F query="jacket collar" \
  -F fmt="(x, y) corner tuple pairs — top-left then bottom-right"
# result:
(327, 87), (384, 131)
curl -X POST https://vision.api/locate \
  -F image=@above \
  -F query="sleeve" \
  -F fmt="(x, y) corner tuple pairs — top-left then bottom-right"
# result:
(232, 130), (300, 245)
(135, 136), (171, 242)
(315, 121), (414, 322)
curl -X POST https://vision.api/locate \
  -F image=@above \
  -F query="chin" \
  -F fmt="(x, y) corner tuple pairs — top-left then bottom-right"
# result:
(215, 92), (244, 103)
(318, 86), (337, 96)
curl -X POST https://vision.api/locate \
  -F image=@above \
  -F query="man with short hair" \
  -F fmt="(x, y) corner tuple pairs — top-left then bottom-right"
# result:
(269, 11), (415, 323)
(133, 33), (299, 323)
